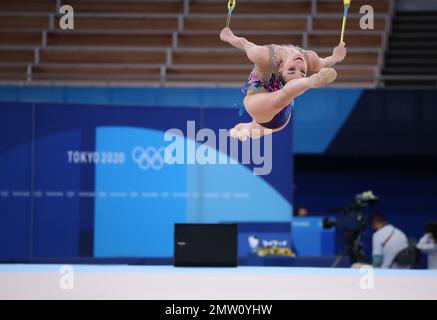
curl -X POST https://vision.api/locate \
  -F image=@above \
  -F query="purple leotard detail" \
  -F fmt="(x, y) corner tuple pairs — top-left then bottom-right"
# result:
(241, 45), (293, 130)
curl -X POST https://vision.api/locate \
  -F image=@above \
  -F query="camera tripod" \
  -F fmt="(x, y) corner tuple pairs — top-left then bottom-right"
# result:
(331, 230), (366, 268)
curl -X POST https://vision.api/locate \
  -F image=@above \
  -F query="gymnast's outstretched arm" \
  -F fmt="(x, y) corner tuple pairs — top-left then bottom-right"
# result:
(305, 42), (347, 72)
(220, 27), (271, 71)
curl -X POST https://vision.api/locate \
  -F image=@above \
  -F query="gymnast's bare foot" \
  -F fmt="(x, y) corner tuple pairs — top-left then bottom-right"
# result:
(230, 121), (272, 142)
(309, 68), (337, 88)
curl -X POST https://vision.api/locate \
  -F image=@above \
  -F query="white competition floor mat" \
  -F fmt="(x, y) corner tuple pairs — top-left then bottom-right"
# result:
(1, 265), (436, 300)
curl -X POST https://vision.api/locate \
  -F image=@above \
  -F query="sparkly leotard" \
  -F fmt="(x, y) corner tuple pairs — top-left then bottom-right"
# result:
(241, 45), (295, 130)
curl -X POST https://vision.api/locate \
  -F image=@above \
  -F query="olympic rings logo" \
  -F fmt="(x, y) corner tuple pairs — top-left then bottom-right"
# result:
(132, 146), (166, 171)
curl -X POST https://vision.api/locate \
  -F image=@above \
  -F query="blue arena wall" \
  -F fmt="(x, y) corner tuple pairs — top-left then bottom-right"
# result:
(1, 85), (436, 264)
(2, 85), (436, 156)
(0, 85), (363, 154)
(0, 101), (292, 260)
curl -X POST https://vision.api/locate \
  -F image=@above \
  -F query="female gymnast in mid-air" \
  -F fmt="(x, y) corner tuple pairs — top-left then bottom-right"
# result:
(221, 0), (350, 141)
(221, 27), (347, 141)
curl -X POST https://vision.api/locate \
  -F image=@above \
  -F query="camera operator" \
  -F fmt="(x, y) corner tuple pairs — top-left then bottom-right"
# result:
(370, 212), (408, 269)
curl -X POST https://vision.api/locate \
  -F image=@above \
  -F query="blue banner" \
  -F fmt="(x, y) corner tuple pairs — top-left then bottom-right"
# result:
(0, 102), (293, 259)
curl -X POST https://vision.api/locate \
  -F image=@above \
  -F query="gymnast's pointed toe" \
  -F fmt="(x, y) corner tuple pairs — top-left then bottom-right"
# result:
(318, 68), (337, 85)
(230, 128), (239, 139)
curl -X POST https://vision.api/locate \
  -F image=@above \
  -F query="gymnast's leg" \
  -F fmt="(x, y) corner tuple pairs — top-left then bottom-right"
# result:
(246, 68), (337, 121)
(230, 68), (337, 141)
